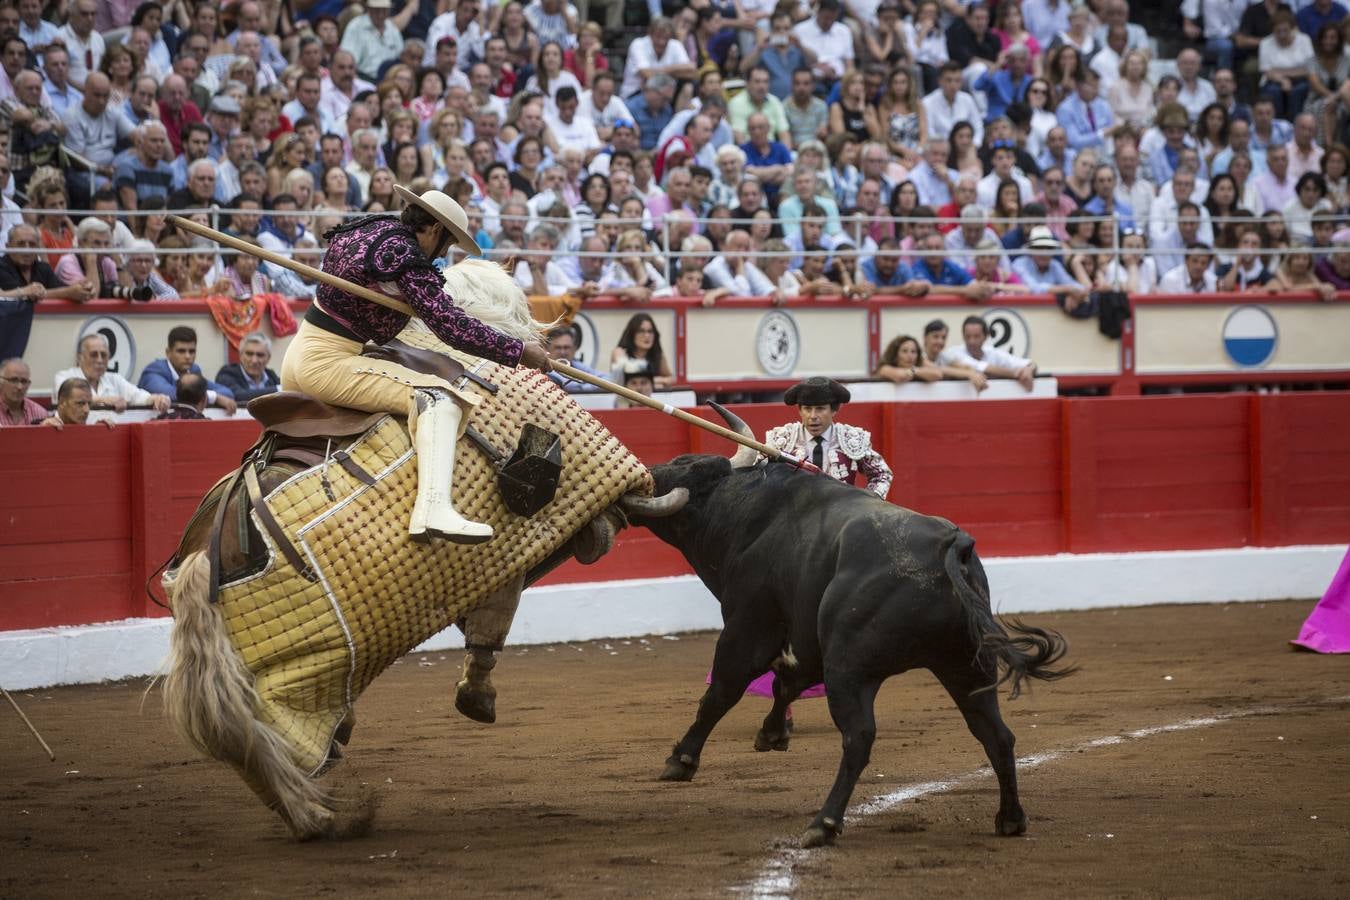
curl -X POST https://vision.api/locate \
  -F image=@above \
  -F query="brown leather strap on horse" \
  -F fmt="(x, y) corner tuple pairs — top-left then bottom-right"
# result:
(332, 450), (377, 486)
(243, 463), (317, 582)
(206, 466), (247, 605)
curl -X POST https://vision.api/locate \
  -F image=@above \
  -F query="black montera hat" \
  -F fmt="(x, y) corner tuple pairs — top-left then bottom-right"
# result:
(783, 377), (850, 407)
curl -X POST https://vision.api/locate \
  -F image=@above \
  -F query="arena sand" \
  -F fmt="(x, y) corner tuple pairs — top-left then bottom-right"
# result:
(2, 599), (1347, 899)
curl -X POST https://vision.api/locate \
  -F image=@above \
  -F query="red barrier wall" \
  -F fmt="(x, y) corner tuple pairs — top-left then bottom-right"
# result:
(3, 393), (1349, 631)
(1063, 395), (1255, 553)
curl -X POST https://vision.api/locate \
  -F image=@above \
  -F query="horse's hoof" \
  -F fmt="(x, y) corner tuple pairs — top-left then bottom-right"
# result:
(996, 810), (1028, 836)
(753, 728), (791, 752)
(799, 818), (840, 849)
(454, 680), (496, 724)
(658, 751), (698, 782)
(289, 808), (339, 842)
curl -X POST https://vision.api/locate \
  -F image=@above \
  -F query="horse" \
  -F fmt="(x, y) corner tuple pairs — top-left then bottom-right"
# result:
(159, 258), (676, 839)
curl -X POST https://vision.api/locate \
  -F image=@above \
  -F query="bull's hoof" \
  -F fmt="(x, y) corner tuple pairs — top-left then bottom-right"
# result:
(995, 810), (1028, 836)
(799, 817), (841, 849)
(454, 680), (497, 724)
(658, 750), (699, 782)
(753, 728), (791, 752)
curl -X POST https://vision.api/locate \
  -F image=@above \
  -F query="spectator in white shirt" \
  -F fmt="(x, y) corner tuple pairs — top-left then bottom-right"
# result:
(1181, 0), (1247, 74)
(424, 0), (486, 68)
(922, 62), (984, 147)
(320, 50), (375, 125)
(937, 315), (1038, 390)
(908, 137), (962, 207)
(17, 0), (59, 54)
(57, 0), (104, 91)
(53, 333), (169, 413)
(620, 16), (695, 98)
(1287, 112), (1325, 181)
(792, 0), (854, 86)
(601, 228), (669, 292)
(546, 86), (602, 158)
(524, 0), (579, 50)
(1259, 10), (1315, 120)
(1175, 48), (1217, 122)
(1094, 0), (1149, 51)
(1149, 168), (1215, 250)
(703, 228), (775, 300)
(1022, 0), (1072, 47)
(1114, 141), (1154, 224)
(945, 205), (1009, 270)
(1101, 229), (1159, 293)
(578, 72), (631, 142)
(513, 223), (572, 295)
(976, 140), (1034, 209)
(1158, 243), (1219, 293)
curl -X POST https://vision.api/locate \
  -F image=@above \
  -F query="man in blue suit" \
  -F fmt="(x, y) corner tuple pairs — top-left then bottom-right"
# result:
(215, 331), (282, 403)
(138, 325), (238, 414)
(1057, 68), (1114, 151)
(973, 43), (1032, 124)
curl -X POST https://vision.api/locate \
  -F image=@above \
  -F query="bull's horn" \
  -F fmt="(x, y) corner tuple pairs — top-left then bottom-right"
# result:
(708, 401), (760, 469)
(619, 488), (689, 518)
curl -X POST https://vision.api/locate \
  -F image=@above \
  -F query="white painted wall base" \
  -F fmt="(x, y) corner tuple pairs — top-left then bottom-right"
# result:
(1, 545), (1342, 690)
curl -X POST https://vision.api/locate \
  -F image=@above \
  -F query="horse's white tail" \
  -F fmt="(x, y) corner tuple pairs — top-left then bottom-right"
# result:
(162, 551), (334, 839)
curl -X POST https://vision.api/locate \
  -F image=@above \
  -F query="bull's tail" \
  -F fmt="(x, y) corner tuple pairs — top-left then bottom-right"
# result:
(943, 531), (1077, 698)
(162, 551), (335, 839)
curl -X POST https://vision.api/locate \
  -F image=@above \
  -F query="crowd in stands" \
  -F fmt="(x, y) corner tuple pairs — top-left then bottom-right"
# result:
(0, 324), (278, 425)
(3, 0), (1350, 416)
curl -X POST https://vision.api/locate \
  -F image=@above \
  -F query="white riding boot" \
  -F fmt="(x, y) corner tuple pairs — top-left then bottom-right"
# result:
(408, 390), (494, 545)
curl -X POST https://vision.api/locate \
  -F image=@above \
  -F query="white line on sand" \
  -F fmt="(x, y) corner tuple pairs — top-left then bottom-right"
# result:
(734, 695), (1350, 899)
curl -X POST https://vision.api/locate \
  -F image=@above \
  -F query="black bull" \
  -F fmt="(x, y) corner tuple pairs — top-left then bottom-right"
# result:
(625, 420), (1075, 848)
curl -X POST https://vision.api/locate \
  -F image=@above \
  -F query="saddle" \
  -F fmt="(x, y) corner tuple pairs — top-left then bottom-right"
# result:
(246, 338), (484, 438)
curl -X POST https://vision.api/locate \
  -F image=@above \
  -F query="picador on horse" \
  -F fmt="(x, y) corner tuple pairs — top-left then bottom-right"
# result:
(159, 189), (673, 838)
(282, 186), (552, 543)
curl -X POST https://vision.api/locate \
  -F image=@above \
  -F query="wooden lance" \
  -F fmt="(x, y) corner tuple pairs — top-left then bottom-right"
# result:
(167, 216), (821, 472)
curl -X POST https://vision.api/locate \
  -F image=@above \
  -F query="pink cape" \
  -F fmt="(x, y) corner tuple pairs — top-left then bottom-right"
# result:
(1292, 547), (1350, 653)
(706, 670), (827, 699)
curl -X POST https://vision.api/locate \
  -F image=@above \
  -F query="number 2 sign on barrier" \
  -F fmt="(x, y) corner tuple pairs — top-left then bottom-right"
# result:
(77, 315), (137, 377)
(982, 308), (1031, 358)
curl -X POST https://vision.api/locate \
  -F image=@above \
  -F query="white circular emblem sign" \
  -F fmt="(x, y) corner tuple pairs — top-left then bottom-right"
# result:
(756, 310), (800, 376)
(570, 310), (603, 370)
(78, 315), (136, 379)
(982, 307), (1031, 359)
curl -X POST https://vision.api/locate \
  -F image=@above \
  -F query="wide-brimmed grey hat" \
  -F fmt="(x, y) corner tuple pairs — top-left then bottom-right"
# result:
(393, 185), (482, 256)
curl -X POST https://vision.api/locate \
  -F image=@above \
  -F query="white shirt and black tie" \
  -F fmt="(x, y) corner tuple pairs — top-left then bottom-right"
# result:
(809, 426), (837, 468)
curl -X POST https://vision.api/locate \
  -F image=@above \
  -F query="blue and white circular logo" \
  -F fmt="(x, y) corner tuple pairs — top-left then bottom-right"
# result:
(755, 310), (800, 376)
(1222, 305), (1278, 368)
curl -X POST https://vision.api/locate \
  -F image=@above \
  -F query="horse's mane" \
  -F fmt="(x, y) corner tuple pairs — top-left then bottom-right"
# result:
(441, 258), (555, 342)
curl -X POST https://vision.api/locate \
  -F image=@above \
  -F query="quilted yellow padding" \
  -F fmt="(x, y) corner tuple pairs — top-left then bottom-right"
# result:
(217, 333), (653, 774)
